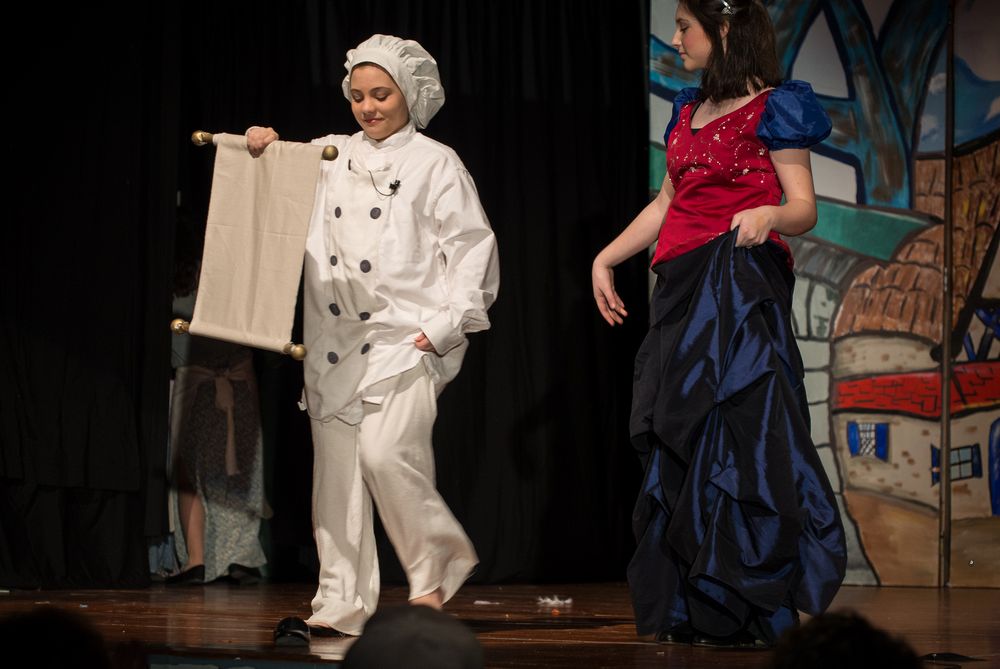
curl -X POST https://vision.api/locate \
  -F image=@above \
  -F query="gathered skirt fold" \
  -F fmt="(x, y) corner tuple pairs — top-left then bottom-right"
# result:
(628, 232), (846, 641)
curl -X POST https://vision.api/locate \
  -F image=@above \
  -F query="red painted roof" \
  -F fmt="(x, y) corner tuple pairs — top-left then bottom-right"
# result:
(833, 362), (1000, 418)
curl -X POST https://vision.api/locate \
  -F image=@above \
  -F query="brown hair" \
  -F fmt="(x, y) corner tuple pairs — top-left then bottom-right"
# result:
(681, 0), (783, 103)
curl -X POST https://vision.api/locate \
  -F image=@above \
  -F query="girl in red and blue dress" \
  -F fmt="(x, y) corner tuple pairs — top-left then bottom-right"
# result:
(592, 0), (846, 648)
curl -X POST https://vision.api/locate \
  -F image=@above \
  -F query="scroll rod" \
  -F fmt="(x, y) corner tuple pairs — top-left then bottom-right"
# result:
(282, 343), (308, 361)
(189, 130), (338, 160)
(169, 319), (307, 361)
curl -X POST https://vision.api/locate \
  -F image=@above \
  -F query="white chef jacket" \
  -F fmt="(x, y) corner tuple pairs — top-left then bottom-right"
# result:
(302, 122), (499, 424)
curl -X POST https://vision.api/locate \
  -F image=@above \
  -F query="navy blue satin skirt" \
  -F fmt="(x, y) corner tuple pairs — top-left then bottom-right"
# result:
(628, 231), (846, 643)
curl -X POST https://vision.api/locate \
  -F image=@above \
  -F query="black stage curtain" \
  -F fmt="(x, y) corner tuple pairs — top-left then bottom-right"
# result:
(2, 5), (179, 587)
(3, 0), (651, 587)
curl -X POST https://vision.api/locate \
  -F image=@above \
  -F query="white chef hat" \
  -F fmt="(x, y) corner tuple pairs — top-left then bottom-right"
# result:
(342, 34), (445, 129)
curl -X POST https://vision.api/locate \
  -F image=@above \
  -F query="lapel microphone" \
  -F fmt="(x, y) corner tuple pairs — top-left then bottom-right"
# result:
(368, 171), (401, 197)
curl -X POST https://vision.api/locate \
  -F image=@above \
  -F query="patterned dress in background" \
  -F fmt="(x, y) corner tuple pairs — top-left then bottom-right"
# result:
(170, 297), (268, 582)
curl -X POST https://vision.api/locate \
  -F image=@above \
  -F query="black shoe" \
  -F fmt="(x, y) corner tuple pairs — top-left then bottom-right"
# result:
(227, 563), (262, 585)
(165, 564), (205, 586)
(655, 631), (693, 645)
(309, 624), (352, 638)
(692, 630), (768, 649)
(274, 617), (310, 647)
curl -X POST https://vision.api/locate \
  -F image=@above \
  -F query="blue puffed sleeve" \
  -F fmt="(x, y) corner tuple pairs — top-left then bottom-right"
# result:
(757, 80), (832, 150)
(663, 87), (700, 145)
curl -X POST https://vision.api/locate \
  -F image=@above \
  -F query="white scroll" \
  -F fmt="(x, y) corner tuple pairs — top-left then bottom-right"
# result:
(188, 133), (326, 354)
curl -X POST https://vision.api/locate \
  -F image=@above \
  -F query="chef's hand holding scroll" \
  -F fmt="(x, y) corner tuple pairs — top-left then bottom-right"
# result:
(246, 126), (280, 158)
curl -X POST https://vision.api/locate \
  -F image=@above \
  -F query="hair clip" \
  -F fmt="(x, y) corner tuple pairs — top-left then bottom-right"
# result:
(720, 0), (736, 15)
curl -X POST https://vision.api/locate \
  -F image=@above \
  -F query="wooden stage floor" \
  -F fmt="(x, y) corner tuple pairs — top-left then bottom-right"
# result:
(1, 583), (998, 668)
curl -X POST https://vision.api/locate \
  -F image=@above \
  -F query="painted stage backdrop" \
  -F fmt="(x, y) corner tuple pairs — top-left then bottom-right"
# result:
(650, 0), (999, 587)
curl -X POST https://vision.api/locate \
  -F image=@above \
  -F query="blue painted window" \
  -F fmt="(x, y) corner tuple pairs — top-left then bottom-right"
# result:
(930, 444), (982, 485)
(847, 422), (889, 461)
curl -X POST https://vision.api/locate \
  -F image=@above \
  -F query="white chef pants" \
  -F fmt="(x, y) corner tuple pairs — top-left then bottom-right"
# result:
(306, 363), (478, 635)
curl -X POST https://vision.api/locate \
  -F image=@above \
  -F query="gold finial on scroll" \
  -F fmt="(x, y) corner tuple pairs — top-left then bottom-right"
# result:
(191, 130), (214, 146)
(170, 318), (191, 334)
(283, 343), (307, 361)
(322, 145), (339, 161)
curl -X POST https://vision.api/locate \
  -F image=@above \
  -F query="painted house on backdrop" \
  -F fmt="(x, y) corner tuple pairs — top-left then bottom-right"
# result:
(831, 137), (1000, 586)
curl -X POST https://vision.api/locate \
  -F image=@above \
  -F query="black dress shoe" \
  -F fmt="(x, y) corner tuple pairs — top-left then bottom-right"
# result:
(165, 564), (205, 586)
(655, 631), (693, 645)
(274, 617), (310, 647)
(309, 624), (352, 638)
(692, 630), (768, 649)
(226, 563), (262, 585)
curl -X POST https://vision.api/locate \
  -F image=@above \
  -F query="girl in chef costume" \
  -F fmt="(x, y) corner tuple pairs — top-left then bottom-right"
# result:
(248, 34), (499, 636)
